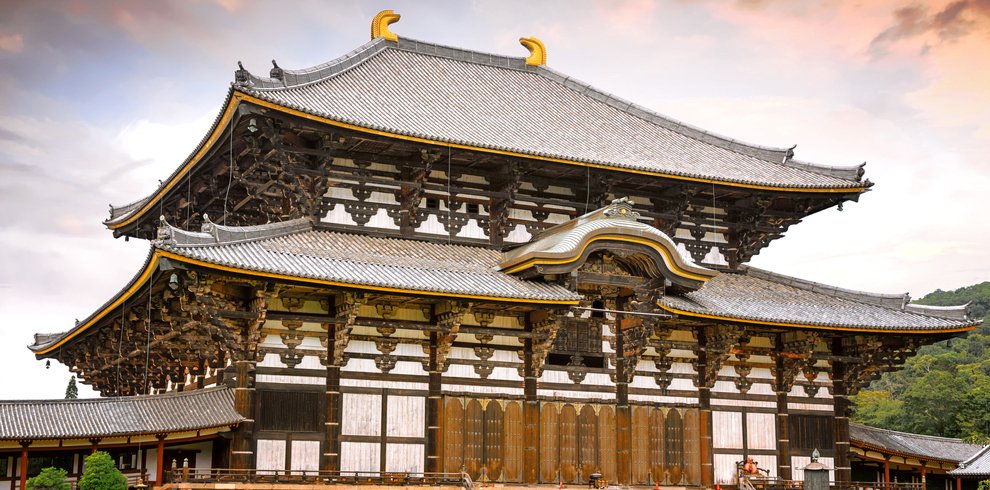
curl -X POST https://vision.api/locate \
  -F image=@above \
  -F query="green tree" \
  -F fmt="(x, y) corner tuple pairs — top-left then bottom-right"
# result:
(78, 452), (126, 490)
(26, 467), (70, 490)
(64, 376), (78, 400)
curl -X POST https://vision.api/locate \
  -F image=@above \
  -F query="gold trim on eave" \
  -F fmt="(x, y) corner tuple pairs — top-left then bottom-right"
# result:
(501, 235), (713, 283)
(371, 10), (400, 42)
(34, 249), (578, 355)
(657, 303), (978, 335)
(107, 92), (867, 231)
(520, 37), (546, 66)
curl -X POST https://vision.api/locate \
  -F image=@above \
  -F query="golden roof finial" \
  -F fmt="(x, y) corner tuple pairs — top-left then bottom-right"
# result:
(519, 36), (546, 66)
(371, 10), (401, 42)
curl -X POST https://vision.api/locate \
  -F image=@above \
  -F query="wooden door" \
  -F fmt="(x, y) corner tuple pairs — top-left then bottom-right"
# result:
(484, 401), (504, 481)
(578, 404), (598, 477)
(503, 401), (523, 482)
(650, 407), (666, 484)
(559, 404), (578, 483)
(665, 408), (684, 484)
(597, 406), (616, 481)
(464, 399), (484, 480)
(540, 404), (559, 483)
(443, 398), (464, 473)
(631, 406), (650, 484)
(683, 408), (701, 486)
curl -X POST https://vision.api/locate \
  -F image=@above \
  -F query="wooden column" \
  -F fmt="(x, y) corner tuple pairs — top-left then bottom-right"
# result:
(425, 331), (442, 473)
(774, 336), (792, 480)
(956, 477), (962, 490)
(89, 438), (101, 454)
(322, 325), (342, 473)
(615, 310), (631, 486)
(155, 434), (166, 485)
(832, 338), (852, 484)
(884, 459), (891, 483)
(522, 337), (539, 484)
(18, 441), (29, 490)
(230, 359), (256, 470)
(697, 328), (715, 487)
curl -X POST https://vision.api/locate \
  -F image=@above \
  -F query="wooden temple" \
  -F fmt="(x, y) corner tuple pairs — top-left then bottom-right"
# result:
(8, 10), (982, 490)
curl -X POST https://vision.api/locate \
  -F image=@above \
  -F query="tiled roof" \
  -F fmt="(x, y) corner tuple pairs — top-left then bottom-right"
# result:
(659, 267), (978, 332)
(233, 37), (867, 191)
(0, 387), (243, 440)
(951, 445), (990, 477)
(155, 219), (580, 303)
(851, 422), (983, 464)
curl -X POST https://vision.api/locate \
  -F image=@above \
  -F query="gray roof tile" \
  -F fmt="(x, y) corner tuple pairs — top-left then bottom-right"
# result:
(659, 267), (977, 331)
(0, 387), (242, 440)
(952, 445), (990, 477)
(851, 422), (983, 464)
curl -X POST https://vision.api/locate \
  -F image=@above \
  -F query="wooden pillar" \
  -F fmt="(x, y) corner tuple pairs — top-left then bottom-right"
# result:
(522, 337), (539, 484)
(615, 310), (631, 486)
(155, 434), (166, 485)
(230, 359), (256, 470)
(89, 438), (101, 454)
(696, 328), (715, 488)
(884, 459), (891, 484)
(921, 467), (927, 490)
(956, 477), (962, 490)
(322, 325), (342, 473)
(425, 331), (442, 473)
(832, 339), (852, 484)
(18, 441), (29, 490)
(774, 337), (792, 481)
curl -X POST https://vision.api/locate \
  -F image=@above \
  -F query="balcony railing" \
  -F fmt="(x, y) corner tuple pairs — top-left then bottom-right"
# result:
(166, 468), (471, 487)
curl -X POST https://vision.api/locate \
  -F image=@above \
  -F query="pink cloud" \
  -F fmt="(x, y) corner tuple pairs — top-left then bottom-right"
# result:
(0, 33), (24, 53)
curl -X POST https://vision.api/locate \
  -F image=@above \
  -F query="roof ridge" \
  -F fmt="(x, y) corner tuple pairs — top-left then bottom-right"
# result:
(959, 444), (990, 467)
(742, 266), (910, 310)
(237, 37), (391, 91)
(0, 386), (230, 405)
(851, 422), (971, 443)
(154, 215), (313, 248)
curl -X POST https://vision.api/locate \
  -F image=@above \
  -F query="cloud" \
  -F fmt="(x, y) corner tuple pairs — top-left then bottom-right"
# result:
(869, 0), (990, 57)
(0, 33), (23, 53)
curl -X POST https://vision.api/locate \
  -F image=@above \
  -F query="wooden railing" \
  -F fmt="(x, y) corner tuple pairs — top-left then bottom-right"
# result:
(166, 468), (471, 487)
(741, 478), (923, 490)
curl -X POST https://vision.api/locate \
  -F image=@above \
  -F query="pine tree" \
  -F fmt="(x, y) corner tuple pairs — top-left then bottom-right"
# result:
(64, 376), (78, 399)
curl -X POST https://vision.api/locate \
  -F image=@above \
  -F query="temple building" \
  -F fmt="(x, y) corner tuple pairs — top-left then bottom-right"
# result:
(4, 10), (982, 490)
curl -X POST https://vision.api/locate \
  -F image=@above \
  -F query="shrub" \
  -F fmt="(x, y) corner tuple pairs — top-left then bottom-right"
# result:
(26, 467), (70, 490)
(78, 452), (126, 490)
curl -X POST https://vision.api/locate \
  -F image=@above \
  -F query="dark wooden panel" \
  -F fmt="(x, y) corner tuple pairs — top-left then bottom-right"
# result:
(578, 404), (598, 476)
(631, 406), (650, 484)
(650, 407), (665, 484)
(504, 401), (523, 483)
(789, 414), (835, 453)
(258, 390), (322, 432)
(465, 399), (484, 480)
(484, 401), (504, 481)
(559, 404), (578, 483)
(598, 406), (616, 481)
(683, 408), (701, 486)
(665, 408), (684, 485)
(443, 398), (464, 474)
(540, 404), (559, 483)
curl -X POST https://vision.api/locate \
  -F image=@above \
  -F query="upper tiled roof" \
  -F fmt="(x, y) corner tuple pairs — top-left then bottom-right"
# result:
(0, 387), (242, 440)
(951, 445), (990, 477)
(659, 267), (978, 332)
(851, 422), (983, 464)
(234, 37), (867, 191)
(155, 218), (579, 303)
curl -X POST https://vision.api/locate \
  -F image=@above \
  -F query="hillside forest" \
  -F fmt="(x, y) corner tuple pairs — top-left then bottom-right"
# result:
(851, 282), (990, 442)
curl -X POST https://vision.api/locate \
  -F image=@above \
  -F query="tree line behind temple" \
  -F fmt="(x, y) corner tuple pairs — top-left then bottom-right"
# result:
(852, 282), (990, 443)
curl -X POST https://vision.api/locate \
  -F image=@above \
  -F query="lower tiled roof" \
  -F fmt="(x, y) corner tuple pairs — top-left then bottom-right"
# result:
(0, 387), (243, 440)
(951, 446), (990, 477)
(851, 422), (983, 463)
(659, 267), (978, 332)
(158, 225), (580, 303)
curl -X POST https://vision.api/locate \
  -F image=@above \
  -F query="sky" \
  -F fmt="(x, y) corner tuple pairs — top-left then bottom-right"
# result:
(1, 0), (988, 399)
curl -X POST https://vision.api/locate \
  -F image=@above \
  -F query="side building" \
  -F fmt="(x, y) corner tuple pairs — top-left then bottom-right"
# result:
(7, 11), (980, 490)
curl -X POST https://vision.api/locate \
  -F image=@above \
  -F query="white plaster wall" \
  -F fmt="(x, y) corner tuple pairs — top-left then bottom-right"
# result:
(256, 439), (287, 472)
(747, 413), (777, 450)
(713, 411), (744, 449)
(340, 442), (380, 473)
(386, 444), (424, 473)
(290, 440), (320, 472)
(386, 395), (424, 438)
(342, 393), (381, 436)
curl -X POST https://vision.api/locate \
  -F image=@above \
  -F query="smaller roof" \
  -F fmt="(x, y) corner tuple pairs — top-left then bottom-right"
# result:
(951, 445), (990, 478)
(0, 387), (243, 440)
(501, 197), (716, 289)
(155, 216), (579, 303)
(851, 422), (983, 464)
(659, 267), (978, 333)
